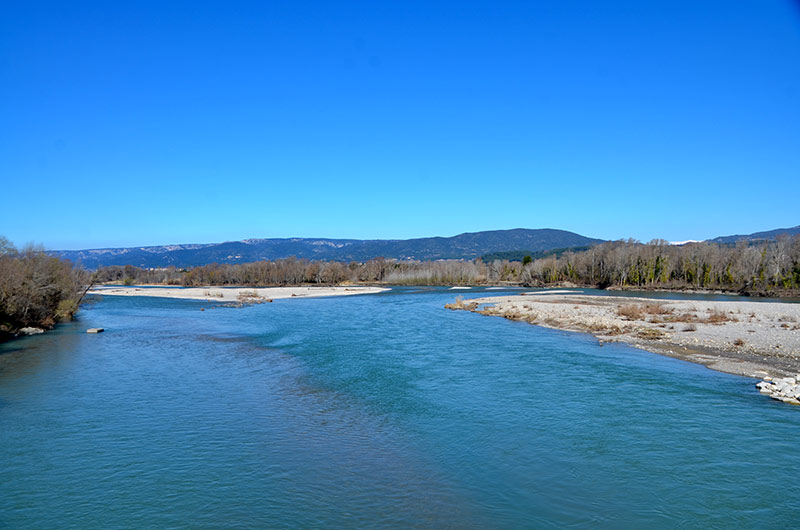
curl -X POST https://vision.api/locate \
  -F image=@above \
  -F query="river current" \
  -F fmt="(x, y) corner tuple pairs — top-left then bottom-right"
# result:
(1, 287), (799, 528)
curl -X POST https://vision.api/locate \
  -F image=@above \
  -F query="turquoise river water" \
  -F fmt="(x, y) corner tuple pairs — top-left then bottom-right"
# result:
(1, 287), (799, 528)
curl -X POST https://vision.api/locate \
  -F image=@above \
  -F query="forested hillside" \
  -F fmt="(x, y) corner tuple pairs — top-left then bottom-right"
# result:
(709, 225), (800, 244)
(53, 229), (604, 268)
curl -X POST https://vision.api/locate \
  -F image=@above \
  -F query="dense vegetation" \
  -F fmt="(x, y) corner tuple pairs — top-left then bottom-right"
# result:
(518, 237), (800, 294)
(0, 237), (89, 339)
(96, 236), (800, 296)
(479, 246), (593, 263)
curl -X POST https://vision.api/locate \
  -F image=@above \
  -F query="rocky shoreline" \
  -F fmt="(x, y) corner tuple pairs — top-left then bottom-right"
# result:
(446, 291), (800, 403)
(756, 376), (800, 405)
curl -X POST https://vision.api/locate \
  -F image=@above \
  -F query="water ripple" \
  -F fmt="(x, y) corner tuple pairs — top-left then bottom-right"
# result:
(1, 288), (799, 528)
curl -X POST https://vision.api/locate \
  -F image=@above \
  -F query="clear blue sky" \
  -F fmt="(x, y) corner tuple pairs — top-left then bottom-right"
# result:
(2, 1), (799, 250)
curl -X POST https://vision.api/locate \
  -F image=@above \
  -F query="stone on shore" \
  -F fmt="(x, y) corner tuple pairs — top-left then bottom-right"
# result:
(755, 376), (800, 405)
(19, 327), (45, 335)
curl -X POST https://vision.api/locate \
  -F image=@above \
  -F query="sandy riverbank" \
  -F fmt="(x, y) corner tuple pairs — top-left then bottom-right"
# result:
(446, 292), (800, 379)
(89, 285), (389, 302)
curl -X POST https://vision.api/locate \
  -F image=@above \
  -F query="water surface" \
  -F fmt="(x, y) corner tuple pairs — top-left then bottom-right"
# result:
(1, 288), (799, 528)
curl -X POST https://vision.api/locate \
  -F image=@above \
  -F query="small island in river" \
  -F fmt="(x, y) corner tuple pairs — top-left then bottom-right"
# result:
(447, 291), (800, 383)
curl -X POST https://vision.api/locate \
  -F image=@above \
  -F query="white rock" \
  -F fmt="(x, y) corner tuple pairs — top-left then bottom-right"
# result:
(18, 327), (45, 335)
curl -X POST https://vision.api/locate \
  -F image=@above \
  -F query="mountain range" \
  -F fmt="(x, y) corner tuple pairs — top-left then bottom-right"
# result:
(51, 224), (798, 269)
(52, 229), (604, 269)
(708, 225), (800, 244)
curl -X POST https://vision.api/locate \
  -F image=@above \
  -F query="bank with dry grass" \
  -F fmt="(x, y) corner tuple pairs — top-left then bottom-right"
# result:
(446, 292), (800, 380)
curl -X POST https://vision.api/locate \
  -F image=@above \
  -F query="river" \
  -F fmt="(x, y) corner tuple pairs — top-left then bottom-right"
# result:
(1, 287), (798, 528)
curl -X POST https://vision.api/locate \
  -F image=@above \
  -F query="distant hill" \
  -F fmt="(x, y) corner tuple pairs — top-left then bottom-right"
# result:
(52, 229), (604, 269)
(708, 225), (800, 244)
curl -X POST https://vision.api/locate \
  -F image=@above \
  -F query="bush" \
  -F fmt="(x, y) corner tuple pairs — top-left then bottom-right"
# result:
(617, 304), (645, 320)
(706, 310), (736, 325)
(0, 238), (87, 335)
(55, 298), (79, 321)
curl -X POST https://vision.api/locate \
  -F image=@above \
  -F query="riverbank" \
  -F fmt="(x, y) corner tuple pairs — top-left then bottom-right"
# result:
(604, 284), (800, 299)
(446, 292), (800, 379)
(89, 285), (389, 302)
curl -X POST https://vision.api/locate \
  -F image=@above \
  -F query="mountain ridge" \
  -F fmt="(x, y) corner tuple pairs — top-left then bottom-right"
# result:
(51, 228), (604, 269)
(708, 225), (800, 244)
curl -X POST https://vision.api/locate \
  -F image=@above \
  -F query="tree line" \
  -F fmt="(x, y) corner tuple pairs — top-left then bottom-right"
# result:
(518, 237), (800, 295)
(94, 235), (800, 296)
(0, 237), (90, 339)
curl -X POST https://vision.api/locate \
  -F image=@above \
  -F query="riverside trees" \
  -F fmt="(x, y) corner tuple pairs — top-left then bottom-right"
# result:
(517, 237), (800, 294)
(0, 237), (88, 338)
(92, 235), (800, 296)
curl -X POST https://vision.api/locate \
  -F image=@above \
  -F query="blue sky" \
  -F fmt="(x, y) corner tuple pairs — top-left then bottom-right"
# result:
(2, 1), (799, 250)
